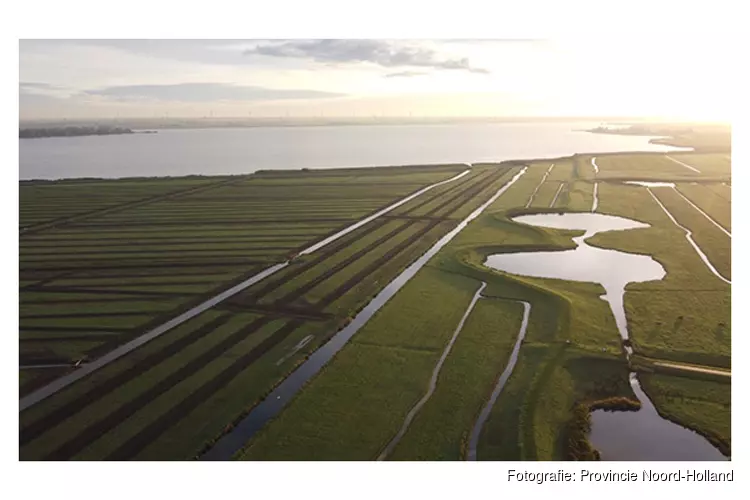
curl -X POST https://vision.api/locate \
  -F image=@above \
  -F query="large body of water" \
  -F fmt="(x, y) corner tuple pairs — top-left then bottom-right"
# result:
(19, 122), (686, 180)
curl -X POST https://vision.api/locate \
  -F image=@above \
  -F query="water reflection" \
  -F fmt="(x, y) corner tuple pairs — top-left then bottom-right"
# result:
(485, 213), (664, 341)
(590, 374), (726, 461)
(624, 181), (675, 188)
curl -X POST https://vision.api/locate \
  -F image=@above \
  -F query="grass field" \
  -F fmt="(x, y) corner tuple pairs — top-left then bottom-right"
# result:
(520, 159), (594, 212)
(19, 165), (465, 370)
(19, 150), (730, 461)
(676, 183), (731, 231)
(667, 153), (731, 176)
(592, 154), (728, 182)
(387, 296), (525, 460)
(19, 162), (525, 460)
(651, 186), (730, 279)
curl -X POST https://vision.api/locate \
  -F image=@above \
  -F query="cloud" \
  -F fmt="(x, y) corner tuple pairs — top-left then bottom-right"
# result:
(245, 39), (489, 74)
(20, 81), (66, 90)
(385, 71), (429, 78)
(83, 83), (344, 102)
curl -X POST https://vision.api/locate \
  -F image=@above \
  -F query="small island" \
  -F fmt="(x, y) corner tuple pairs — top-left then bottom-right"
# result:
(19, 125), (154, 139)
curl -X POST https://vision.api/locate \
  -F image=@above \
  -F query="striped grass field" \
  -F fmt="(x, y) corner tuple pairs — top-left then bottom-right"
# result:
(19, 163), (521, 460)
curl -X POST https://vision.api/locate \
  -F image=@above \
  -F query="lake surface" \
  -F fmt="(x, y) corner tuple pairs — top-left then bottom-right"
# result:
(20, 122), (688, 180)
(483, 213), (726, 461)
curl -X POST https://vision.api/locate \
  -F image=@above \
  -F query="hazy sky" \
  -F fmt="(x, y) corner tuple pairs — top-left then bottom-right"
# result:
(19, 38), (733, 121)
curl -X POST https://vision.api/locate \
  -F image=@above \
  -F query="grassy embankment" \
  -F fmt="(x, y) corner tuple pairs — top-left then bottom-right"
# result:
(676, 183), (731, 232)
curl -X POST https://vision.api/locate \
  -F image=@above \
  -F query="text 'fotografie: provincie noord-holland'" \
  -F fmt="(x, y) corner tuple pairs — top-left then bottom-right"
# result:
(507, 470), (733, 483)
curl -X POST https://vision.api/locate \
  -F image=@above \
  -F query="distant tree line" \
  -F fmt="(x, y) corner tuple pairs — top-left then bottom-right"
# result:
(19, 125), (135, 138)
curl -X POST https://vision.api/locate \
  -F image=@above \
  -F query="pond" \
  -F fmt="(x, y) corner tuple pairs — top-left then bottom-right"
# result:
(485, 213), (664, 343)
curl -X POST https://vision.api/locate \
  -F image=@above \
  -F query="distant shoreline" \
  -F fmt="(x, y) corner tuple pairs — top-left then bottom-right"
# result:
(19, 126), (158, 139)
(18, 150), (687, 184)
(586, 124), (731, 152)
(19, 116), (664, 131)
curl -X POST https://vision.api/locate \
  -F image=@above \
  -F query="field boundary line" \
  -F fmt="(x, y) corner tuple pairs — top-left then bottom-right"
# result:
(525, 163), (554, 208)
(20, 176), (250, 236)
(665, 155), (701, 173)
(673, 187), (731, 237)
(651, 361), (731, 378)
(550, 183), (565, 208)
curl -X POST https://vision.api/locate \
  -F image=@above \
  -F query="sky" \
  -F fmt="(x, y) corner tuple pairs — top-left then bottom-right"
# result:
(19, 38), (734, 121)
